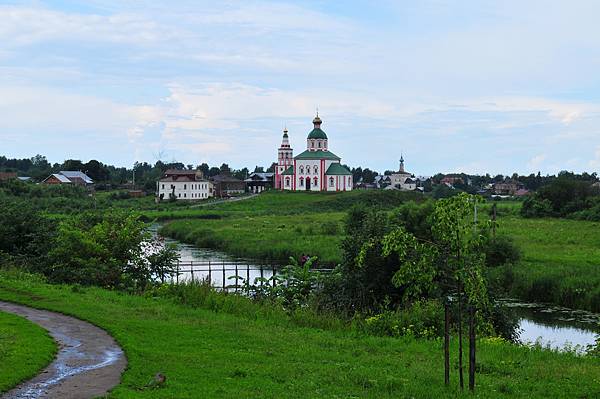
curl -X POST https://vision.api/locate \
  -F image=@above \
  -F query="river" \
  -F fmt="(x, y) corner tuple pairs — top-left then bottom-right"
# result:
(152, 225), (599, 353)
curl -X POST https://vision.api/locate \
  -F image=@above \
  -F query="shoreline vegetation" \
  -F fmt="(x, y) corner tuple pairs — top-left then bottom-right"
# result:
(0, 270), (599, 398)
(156, 191), (600, 312)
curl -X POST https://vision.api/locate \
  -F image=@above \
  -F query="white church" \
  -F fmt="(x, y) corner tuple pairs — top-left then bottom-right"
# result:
(274, 114), (353, 192)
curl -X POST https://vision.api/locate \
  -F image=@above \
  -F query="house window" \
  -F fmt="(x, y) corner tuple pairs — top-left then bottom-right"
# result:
(300, 177), (304, 186)
(329, 177), (334, 187)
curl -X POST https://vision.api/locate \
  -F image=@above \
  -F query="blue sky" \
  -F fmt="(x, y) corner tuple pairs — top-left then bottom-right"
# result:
(2, 0), (600, 175)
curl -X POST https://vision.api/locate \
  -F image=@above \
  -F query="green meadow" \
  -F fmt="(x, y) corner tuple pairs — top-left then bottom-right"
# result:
(156, 192), (600, 311)
(0, 310), (56, 393)
(490, 216), (600, 312)
(0, 271), (598, 398)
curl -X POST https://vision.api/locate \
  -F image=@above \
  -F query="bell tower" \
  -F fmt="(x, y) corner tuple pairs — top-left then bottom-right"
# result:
(275, 127), (293, 189)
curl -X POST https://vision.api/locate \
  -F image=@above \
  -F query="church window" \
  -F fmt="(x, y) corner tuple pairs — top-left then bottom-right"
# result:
(161, 184), (164, 189)
(184, 184), (187, 190)
(178, 193), (181, 198)
(329, 177), (334, 187)
(300, 166), (304, 174)
(300, 177), (304, 186)
(314, 165), (318, 174)
(313, 177), (318, 186)
(311, 141), (315, 148)
(285, 178), (290, 187)
(318, 141), (321, 148)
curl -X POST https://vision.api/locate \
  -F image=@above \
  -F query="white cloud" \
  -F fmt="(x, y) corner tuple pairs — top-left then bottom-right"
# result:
(527, 154), (546, 170)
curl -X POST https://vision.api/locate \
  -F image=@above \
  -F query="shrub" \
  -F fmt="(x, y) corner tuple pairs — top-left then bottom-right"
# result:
(484, 236), (521, 267)
(355, 300), (444, 339)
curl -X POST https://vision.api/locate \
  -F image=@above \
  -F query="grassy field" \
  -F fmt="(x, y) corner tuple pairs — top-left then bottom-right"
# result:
(0, 310), (56, 393)
(158, 191), (421, 266)
(156, 193), (600, 311)
(0, 271), (598, 398)
(490, 216), (600, 312)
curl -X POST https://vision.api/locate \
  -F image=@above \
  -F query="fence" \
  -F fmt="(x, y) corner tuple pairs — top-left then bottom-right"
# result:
(168, 260), (332, 292)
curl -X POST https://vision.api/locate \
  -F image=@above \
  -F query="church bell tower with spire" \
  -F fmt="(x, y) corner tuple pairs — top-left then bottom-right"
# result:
(275, 127), (294, 189)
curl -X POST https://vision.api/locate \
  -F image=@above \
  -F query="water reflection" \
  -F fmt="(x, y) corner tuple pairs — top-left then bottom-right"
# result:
(501, 300), (599, 353)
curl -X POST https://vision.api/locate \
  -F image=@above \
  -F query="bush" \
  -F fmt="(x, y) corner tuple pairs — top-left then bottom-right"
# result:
(355, 300), (444, 339)
(484, 236), (521, 267)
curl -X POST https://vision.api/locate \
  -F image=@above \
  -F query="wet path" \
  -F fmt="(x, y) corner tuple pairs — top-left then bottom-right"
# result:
(0, 301), (126, 399)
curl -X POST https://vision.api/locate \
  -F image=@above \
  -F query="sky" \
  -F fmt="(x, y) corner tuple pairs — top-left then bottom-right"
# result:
(1, 0), (600, 175)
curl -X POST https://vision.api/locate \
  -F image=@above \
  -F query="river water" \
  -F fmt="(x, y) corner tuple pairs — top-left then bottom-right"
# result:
(152, 225), (599, 353)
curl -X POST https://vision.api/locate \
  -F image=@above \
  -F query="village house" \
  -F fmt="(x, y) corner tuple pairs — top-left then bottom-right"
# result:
(42, 171), (94, 186)
(0, 172), (17, 181)
(245, 172), (274, 193)
(211, 173), (246, 197)
(157, 169), (213, 201)
(492, 179), (524, 196)
(276, 114), (353, 192)
(440, 175), (464, 187)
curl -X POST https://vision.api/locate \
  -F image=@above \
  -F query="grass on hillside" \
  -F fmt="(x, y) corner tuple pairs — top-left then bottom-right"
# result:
(160, 212), (346, 265)
(0, 270), (598, 398)
(0, 310), (56, 393)
(490, 216), (600, 312)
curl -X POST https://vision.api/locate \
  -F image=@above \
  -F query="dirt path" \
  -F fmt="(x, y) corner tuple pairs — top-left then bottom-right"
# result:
(189, 193), (258, 208)
(0, 301), (126, 399)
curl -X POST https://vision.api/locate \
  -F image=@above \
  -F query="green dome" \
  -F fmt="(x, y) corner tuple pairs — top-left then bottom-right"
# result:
(307, 128), (328, 140)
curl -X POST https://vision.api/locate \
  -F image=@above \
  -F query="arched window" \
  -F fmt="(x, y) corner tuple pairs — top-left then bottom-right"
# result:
(285, 177), (290, 187)
(313, 177), (318, 186)
(314, 165), (318, 174)
(300, 166), (304, 174)
(318, 141), (321, 148)
(329, 177), (334, 187)
(311, 141), (315, 148)
(184, 184), (187, 189)
(300, 177), (304, 186)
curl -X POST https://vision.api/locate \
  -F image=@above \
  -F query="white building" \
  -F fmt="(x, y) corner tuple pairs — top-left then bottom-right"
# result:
(157, 169), (213, 201)
(386, 156), (417, 191)
(276, 114), (353, 192)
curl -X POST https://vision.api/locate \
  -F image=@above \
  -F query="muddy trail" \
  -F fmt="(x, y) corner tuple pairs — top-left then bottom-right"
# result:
(0, 301), (126, 399)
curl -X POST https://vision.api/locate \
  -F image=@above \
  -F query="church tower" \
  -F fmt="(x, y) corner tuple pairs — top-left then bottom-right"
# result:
(399, 154), (405, 173)
(306, 113), (328, 151)
(275, 127), (293, 189)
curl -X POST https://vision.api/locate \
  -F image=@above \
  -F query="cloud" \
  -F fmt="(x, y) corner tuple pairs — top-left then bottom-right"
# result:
(527, 154), (546, 170)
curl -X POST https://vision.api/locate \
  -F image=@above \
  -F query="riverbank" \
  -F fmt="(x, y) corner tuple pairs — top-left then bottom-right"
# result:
(0, 270), (598, 398)
(0, 310), (56, 393)
(156, 192), (600, 312)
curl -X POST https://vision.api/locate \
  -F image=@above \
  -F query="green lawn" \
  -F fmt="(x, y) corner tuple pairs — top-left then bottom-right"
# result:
(0, 271), (598, 398)
(491, 216), (600, 311)
(0, 310), (56, 393)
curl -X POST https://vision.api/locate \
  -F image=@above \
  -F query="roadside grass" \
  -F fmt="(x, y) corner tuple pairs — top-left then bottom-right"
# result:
(0, 310), (56, 393)
(489, 216), (600, 312)
(0, 271), (598, 399)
